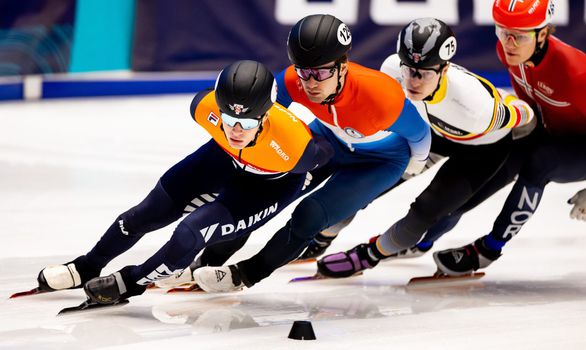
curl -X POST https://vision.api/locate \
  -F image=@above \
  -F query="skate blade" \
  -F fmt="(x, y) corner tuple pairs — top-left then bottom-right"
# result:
(57, 298), (129, 316)
(166, 283), (205, 293)
(407, 271), (485, 286)
(289, 271), (363, 283)
(9, 287), (49, 299)
(146, 282), (190, 290)
(288, 258), (317, 265)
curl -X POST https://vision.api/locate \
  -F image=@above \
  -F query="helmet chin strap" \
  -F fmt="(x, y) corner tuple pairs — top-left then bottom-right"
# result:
(527, 34), (549, 66)
(424, 64), (447, 102)
(321, 62), (343, 110)
(247, 123), (264, 147)
(219, 114), (266, 148)
(246, 114), (267, 148)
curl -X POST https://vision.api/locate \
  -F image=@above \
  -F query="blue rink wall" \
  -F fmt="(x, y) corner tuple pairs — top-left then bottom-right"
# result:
(2, 0), (585, 101)
(0, 73), (217, 101)
(0, 70), (511, 101)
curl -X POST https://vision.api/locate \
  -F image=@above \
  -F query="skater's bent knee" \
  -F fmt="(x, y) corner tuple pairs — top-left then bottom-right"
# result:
(519, 147), (557, 185)
(290, 198), (328, 240)
(119, 182), (183, 237)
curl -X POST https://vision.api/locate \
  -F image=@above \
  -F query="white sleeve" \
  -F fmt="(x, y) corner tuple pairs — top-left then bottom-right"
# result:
(380, 54), (429, 126)
(380, 54), (403, 84)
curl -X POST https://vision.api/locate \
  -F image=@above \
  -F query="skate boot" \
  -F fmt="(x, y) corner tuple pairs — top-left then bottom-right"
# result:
(433, 238), (501, 276)
(154, 257), (202, 288)
(296, 234), (336, 261)
(37, 256), (101, 291)
(193, 265), (245, 293)
(383, 243), (433, 261)
(84, 266), (146, 305)
(317, 244), (379, 278)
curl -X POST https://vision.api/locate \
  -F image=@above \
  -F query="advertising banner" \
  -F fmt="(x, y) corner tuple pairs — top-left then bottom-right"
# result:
(132, 0), (586, 75)
(0, 0), (75, 76)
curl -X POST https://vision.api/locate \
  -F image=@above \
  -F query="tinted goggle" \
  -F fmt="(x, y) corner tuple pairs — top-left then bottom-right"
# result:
(400, 62), (443, 82)
(495, 26), (537, 47)
(221, 113), (262, 130)
(294, 65), (337, 82)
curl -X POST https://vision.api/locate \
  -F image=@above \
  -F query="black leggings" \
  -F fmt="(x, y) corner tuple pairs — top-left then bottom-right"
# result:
(388, 133), (513, 248)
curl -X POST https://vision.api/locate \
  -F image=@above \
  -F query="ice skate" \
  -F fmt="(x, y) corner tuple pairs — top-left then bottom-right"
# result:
(407, 270), (486, 286)
(11, 256), (101, 298)
(84, 267), (146, 305)
(383, 243), (433, 261)
(37, 256), (101, 291)
(317, 244), (379, 278)
(433, 238), (501, 276)
(58, 267), (145, 315)
(154, 264), (196, 289)
(193, 265), (244, 293)
(293, 234), (336, 263)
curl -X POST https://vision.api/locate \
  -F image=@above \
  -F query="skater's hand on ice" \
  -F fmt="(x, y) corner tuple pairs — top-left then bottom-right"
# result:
(568, 189), (586, 221)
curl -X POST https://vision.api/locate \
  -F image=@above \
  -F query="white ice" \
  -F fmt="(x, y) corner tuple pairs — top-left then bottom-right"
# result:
(1, 95), (585, 350)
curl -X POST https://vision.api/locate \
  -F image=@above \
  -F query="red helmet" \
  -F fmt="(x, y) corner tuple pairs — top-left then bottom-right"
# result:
(492, 0), (555, 29)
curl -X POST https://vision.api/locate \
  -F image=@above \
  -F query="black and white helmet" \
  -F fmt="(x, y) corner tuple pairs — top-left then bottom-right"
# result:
(397, 18), (457, 68)
(214, 60), (277, 119)
(287, 14), (352, 68)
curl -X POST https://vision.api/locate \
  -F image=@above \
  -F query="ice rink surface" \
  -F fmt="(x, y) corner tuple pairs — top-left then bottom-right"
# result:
(1, 95), (585, 349)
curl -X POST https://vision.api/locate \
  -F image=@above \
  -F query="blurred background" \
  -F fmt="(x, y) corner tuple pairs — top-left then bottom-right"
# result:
(0, 0), (585, 101)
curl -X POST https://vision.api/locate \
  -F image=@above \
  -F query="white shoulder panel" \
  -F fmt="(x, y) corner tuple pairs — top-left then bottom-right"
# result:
(438, 66), (495, 133)
(425, 65), (510, 144)
(380, 54), (403, 83)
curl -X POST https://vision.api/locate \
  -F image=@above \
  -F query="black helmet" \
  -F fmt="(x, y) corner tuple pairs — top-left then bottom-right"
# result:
(397, 18), (457, 68)
(215, 60), (276, 119)
(287, 14), (352, 68)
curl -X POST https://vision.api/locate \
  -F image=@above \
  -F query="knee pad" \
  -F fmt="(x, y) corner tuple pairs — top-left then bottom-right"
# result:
(388, 219), (422, 248)
(200, 234), (251, 266)
(119, 181), (183, 237)
(178, 202), (235, 245)
(163, 203), (235, 270)
(409, 176), (473, 229)
(289, 198), (328, 241)
(169, 221), (206, 263)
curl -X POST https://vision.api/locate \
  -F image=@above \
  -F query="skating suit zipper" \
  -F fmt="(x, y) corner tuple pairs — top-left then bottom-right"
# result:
(238, 149), (246, 172)
(330, 105), (354, 152)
